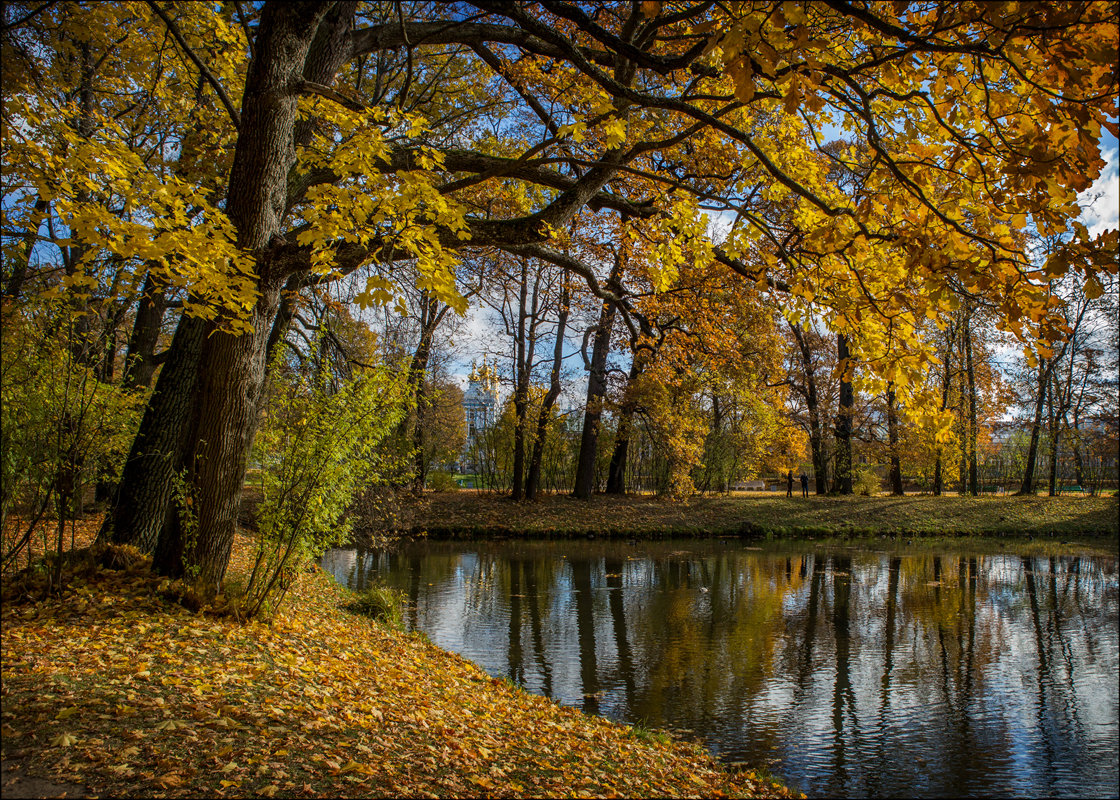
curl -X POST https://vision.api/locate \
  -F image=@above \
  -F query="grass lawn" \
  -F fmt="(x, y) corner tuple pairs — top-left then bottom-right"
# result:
(412, 491), (1119, 539)
(1, 518), (798, 799)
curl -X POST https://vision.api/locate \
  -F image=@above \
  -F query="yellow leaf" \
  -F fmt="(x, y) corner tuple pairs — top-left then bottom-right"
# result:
(1084, 274), (1104, 300)
(556, 122), (587, 142)
(50, 733), (77, 747)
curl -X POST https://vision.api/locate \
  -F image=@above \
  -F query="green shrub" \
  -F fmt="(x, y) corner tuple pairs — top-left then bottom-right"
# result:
(346, 583), (406, 630)
(238, 358), (409, 619)
(853, 467), (881, 497)
(2, 301), (146, 576)
(426, 470), (459, 492)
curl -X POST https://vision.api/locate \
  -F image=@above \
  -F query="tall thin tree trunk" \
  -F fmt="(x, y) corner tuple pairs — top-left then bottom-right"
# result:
(886, 382), (903, 495)
(834, 333), (854, 495)
(406, 292), (444, 494)
(511, 260), (533, 501)
(1017, 359), (1049, 496)
(1071, 415), (1085, 489)
(526, 280), (568, 500)
(1046, 372), (1060, 497)
(933, 322), (956, 496)
(790, 322), (827, 494)
(964, 314), (979, 495)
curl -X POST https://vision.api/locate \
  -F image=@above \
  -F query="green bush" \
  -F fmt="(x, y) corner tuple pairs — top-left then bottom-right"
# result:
(238, 358), (409, 619)
(2, 302), (146, 575)
(426, 470), (460, 492)
(853, 467), (881, 497)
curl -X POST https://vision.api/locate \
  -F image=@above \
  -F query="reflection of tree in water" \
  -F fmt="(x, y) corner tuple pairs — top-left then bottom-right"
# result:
(829, 555), (860, 793)
(508, 557), (524, 686)
(605, 557), (635, 710)
(524, 557), (552, 698)
(571, 557), (600, 714)
(321, 541), (1118, 798)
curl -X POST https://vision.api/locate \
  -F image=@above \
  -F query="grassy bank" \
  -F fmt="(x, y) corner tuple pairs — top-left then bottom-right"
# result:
(1, 521), (798, 799)
(412, 492), (1119, 539)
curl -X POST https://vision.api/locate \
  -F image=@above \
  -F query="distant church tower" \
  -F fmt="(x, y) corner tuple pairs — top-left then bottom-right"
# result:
(462, 358), (499, 456)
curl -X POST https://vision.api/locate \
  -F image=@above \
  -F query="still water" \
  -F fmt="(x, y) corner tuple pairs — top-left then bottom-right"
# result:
(322, 539), (1119, 798)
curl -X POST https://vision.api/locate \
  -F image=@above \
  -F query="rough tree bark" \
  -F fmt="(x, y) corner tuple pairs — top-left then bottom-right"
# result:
(572, 284), (618, 500)
(122, 271), (170, 390)
(98, 314), (207, 550)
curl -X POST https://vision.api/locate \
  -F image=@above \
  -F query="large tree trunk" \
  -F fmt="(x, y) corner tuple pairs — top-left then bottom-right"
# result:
(886, 382), (903, 495)
(572, 300), (616, 499)
(166, 4), (339, 591)
(154, 276), (288, 585)
(127, 3), (335, 590)
(572, 260), (621, 499)
(834, 333), (854, 495)
(98, 314), (207, 550)
(526, 280), (568, 500)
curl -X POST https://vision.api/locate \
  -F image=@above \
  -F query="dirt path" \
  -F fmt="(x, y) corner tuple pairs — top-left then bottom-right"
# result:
(2, 759), (88, 799)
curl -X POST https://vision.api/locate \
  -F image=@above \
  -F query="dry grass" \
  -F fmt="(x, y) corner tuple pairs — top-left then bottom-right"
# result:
(412, 491), (1120, 539)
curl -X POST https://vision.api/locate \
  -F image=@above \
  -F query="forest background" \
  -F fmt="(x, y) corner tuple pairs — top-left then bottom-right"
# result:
(2, 0), (1117, 614)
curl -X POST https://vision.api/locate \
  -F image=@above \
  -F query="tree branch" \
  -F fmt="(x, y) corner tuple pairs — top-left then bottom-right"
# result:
(146, 1), (241, 129)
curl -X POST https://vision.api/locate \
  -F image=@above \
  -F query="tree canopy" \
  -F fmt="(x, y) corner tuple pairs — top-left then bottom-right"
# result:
(2, 0), (1116, 592)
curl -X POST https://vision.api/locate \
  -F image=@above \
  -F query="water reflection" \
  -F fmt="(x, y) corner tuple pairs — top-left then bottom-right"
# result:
(322, 540), (1119, 798)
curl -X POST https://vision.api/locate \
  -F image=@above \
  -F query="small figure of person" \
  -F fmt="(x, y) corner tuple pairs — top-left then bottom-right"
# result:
(800, 473), (809, 497)
(786, 470), (794, 497)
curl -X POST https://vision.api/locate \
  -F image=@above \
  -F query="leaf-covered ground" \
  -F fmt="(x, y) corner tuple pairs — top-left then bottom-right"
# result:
(414, 491), (1120, 539)
(1, 520), (800, 799)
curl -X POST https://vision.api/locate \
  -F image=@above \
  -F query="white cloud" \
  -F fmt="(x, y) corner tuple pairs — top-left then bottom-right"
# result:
(1079, 145), (1119, 236)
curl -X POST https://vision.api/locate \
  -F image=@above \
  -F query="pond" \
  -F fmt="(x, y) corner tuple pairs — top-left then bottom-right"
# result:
(322, 538), (1119, 798)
